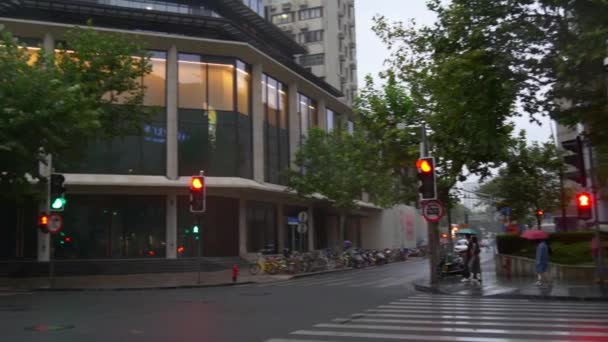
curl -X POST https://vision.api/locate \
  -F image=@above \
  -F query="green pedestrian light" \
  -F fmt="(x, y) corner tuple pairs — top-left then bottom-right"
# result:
(193, 225), (199, 234)
(49, 174), (67, 211)
(51, 197), (66, 210)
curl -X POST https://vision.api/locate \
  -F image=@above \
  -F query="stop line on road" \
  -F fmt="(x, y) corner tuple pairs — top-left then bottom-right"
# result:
(264, 294), (608, 342)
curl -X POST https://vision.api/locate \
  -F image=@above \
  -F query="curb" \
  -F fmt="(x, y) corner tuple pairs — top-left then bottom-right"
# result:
(292, 267), (355, 279)
(412, 281), (608, 301)
(24, 281), (256, 292)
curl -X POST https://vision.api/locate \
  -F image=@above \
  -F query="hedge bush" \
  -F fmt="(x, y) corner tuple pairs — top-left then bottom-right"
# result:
(496, 234), (533, 255)
(497, 231), (608, 265)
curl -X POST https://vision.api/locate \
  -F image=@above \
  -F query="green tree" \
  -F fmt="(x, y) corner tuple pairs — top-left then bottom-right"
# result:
(0, 26), (154, 202)
(478, 132), (567, 226)
(354, 75), (422, 205)
(373, 0), (608, 151)
(286, 128), (396, 249)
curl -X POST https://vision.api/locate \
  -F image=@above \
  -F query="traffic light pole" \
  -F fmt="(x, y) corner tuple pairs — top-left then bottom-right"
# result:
(420, 124), (439, 289)
(586, 141), (605, 282)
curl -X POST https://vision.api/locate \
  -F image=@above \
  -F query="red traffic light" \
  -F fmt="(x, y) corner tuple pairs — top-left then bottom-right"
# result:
(39, 214), (49, 226)
(416, 159), (433, 173)
(536, 209), (544, 216)
(190, 176), (204, 190)
(577, 192), (591, 207)
(64, 236), (72, 243)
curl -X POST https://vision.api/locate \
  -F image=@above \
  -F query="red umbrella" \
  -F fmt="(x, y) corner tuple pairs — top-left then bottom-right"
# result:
(521, 230), (549, 240)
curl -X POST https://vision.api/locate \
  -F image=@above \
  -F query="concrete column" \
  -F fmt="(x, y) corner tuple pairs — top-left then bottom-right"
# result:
(166, 45), (178, 180)
(251, 63), (265, 183)
(308, 206), (315, 251)
(239, 198), (248, 256)
(277, 203), (285, 251)
(288, 83), (300, 168)
(317, 98), (327, 131)
(37, 32), (54, 263)
(165, 194), (177, 259)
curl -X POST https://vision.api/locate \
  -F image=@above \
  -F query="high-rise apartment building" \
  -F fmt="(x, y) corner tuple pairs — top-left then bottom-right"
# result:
(265, 0), (358, 105)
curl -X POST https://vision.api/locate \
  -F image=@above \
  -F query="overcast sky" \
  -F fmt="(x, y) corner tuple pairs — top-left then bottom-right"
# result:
(354, 0), (554, 145)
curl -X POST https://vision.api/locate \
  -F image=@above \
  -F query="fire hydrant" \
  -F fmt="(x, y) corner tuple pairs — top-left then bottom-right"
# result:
(232, 264), (239, 283)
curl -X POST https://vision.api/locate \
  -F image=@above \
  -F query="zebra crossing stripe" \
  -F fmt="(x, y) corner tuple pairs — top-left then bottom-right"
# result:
(330, 317), (608, 331)
(388, 302), (608, 312)
(377, 304), (608, 314)
(367, 308), (605, 319)
(290, 330), (546, 342)
(360, 312), (608, 323)
(403, 296), (608, 307)
(313, 323), (608, 337)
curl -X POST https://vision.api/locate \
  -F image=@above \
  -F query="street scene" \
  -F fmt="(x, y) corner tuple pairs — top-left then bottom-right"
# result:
(1, 0), (608, 341)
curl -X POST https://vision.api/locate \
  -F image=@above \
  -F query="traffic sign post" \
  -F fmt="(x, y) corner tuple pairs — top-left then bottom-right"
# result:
(46, 213), (64, 235)
(422, 200), (445, 223)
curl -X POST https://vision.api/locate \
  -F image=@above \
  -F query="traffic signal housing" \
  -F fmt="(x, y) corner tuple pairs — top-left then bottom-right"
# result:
(49, 174), (66, 211)
(576, 192), (592, 219)
(561, 137), (586, 187)
(38, 212), (49, 232)
(189, 175), (206, 213)
(416, 157), (436, 200)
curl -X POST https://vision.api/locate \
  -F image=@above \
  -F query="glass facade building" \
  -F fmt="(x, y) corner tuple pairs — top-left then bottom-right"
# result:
(177, 55), (252, 178)
(58, 51), (168, 175)
(262, 74), (289, 185)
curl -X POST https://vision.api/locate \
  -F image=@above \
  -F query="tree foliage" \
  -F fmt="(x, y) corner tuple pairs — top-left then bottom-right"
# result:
(354, 75), (422, 204)
(478, 132), (567, 225)
(0, 26), (154, 202)
(286, 128), (397, 246)
(374, 0), (608, 149)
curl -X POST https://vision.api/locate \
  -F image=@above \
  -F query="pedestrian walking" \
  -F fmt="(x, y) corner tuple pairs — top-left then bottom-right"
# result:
(461, 235), (472, 282)
(535, 239), (550, 286)
(470, 235), (482, 283)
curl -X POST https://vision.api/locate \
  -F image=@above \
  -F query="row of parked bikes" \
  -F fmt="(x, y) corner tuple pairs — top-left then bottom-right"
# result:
(249, 247), (425, 275)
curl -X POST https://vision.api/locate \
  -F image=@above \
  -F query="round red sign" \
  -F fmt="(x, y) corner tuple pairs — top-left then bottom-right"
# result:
(422, 200), (445, 223)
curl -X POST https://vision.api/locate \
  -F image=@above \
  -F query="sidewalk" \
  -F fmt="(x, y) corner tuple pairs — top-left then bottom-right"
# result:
(0, 269), (292, 292)
(413, 251), (608, 300)
(0, 265), (358, 292)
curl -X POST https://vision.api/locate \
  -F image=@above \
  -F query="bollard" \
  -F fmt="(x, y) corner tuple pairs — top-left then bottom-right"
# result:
(232, 264), (239, 283)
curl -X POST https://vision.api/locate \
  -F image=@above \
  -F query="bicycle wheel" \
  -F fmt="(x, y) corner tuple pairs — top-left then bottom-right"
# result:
(266, 263), (279, 275)
(249, 263), (261, 275)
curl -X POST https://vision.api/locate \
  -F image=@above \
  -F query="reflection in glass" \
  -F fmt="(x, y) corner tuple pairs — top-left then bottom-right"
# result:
(57, 195), (166, 259)
(177, 55), (252, 179)
(263, 74), (289, 185)
(57, 51), (167, 175)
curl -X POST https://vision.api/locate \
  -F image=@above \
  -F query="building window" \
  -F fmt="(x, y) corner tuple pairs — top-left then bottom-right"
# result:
(262, 74), (290, 185)
(177, 54), (252, 179)
(58, 195), (166, 259)
(57, 51), (167, 176)
(326, 108), (335, 132)
(300, 53), (325, 67)
(299, 7), (323, 20)
(299, 29), (323, 43)
(348, 120), (355, 134)
(247, 201), (277, 253)
(177, 196), (239, 257)
(272, 12), (293, 24)
(298, 93), (318, 143)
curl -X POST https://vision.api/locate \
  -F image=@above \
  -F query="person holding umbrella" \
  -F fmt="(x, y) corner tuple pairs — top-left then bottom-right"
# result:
(522, 230), (551, 286)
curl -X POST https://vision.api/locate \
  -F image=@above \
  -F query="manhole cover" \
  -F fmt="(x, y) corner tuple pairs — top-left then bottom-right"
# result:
(240, 292), (271, 297)
(24, 324), (75, 332)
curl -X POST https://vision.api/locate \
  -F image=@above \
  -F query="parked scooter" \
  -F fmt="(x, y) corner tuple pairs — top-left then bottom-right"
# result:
(374, 249), (388, 265)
